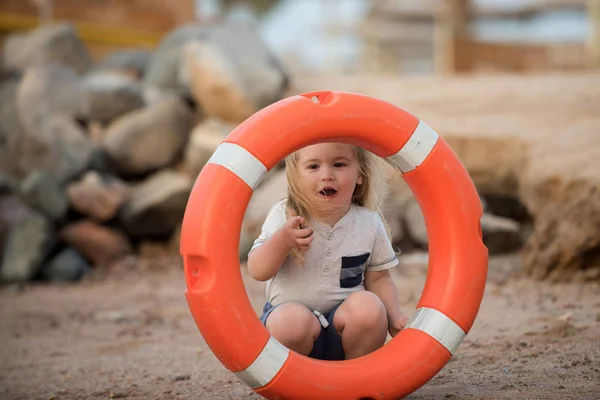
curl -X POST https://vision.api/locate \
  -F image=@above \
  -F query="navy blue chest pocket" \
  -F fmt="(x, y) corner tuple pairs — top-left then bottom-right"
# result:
(340, 253), (371, 288)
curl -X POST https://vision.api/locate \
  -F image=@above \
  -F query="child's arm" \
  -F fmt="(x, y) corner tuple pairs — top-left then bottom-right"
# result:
(247, 216), (313, 281)
(364, 269), (409, 337)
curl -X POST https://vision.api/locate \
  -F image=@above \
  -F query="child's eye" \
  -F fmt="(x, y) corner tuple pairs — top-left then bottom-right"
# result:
(307, 164), (319, 170)
(334, 162), (346, 168)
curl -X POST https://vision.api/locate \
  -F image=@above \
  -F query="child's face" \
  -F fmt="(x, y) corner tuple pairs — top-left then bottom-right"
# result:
(296, 143), (363, 209)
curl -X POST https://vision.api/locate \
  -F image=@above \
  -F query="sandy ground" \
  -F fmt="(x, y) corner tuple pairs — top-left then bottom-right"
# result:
(0, 252), (598, 400)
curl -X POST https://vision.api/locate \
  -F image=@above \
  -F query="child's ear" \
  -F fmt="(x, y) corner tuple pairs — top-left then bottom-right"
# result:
(357, 175), (363, 185)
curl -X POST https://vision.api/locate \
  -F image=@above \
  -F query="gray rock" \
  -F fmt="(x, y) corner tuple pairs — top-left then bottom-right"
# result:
(10, 114), (96, 185)
(102, 97), (195, 176)
(2, 23), (92, 74)
(81, 72), (145, 123)
(481, 213), (523, 254)
(381, 174), (414, 249)
(43, 115), (97, 184)
(144, 24), (211, 95)
(0, 78), (24, 177)
(0, 211), (52, 282)
(2, 33), (29, 72)
(404, 198), (428, 248)
(182, 23), (289, 123)
(0, 195), (35, 262)
(402, 196), (523, 254)
(0, 174), (18, 195)
(16, 64), (84, 139)
(19, 170), (69, 222)
(95, 49), (153, 78)
(60, 220), (133, 266)
(119, 170), (192, 239)
(66, 171), (130, 222)
(41, 248), (90, 282)
(140, 85), (171, 107)
(0, 195), (34, 226)
(183, 118), (234, 178)
(3, 111), (95, 184)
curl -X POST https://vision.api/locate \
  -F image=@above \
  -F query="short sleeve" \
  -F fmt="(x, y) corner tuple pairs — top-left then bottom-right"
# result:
(368, 214), (399, 271)
(248, 199), (287, 255)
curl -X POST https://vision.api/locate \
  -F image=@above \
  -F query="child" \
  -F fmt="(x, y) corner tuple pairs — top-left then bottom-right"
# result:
(247, 142), (409, 361)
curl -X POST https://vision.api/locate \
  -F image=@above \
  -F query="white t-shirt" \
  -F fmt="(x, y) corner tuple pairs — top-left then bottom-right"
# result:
(249, 199), (399, 314)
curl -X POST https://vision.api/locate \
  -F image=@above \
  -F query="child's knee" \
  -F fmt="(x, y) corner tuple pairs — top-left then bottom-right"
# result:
(266, 302), (321, 343)
(337, 291), (387, 331)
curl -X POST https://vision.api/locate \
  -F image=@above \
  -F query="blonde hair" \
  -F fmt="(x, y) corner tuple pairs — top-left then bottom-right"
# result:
(284, 144), (391, 263)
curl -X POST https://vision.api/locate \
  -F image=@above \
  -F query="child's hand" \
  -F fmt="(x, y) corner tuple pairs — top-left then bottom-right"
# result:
(281, 216), (314, 251)
(388, 314), (409, 338)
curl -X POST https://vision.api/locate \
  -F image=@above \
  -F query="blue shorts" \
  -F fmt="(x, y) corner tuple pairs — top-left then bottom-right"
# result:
(259, 302), (345, 361)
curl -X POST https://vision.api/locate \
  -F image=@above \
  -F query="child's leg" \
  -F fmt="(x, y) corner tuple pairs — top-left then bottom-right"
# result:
(265, 302), (322, 356)
(332, 291), (388, 359)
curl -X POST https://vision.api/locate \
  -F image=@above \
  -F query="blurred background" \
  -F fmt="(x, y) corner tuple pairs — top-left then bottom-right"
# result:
(2, 0), (596, 74)
(0, 0), (598, 285)
(1, 2), (600, 399)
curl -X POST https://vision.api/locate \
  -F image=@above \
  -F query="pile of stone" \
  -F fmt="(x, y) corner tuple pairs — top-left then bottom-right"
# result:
(0, 22), (533, 285)
(0, 22), (289, 283)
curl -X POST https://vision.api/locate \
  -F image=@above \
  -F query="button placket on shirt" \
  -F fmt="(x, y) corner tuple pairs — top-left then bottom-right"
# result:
(322, 230), (334, 274)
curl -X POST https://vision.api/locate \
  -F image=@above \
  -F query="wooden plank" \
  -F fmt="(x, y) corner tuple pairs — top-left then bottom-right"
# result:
(0, 0), (196, 50)
(370, 0), (586, 19)
(0, 13), (162, 48)
(469, 41), (587, 71)
(358, 20), (433, 43)
(0, 0), (196, 33)
(588, 0), (600, 68)
(434, 0), (472, 74)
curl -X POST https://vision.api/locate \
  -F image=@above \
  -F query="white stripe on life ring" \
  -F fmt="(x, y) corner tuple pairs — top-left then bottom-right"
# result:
(207, 142), (268, 190)
(386, 121), (439, 173)
(235, 336), (290, 389)
(405, 307), (466, 355)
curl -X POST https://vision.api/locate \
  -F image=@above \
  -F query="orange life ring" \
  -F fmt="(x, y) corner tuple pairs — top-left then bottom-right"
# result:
(180, 91), (488, 399)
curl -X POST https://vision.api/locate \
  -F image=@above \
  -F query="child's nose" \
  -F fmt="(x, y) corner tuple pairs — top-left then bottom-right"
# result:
(320, 166), (335, 181)
(321, 172), (334, 181)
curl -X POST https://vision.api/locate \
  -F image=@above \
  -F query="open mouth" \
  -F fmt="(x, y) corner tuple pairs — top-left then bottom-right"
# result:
(319, 187), (337, 198)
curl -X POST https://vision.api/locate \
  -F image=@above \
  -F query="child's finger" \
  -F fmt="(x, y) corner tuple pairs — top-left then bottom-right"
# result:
(296, 235), (313, 247)
(299, 242), (311, 250)
(290, 216), (303, 228)
(295, 227), (313, 238)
